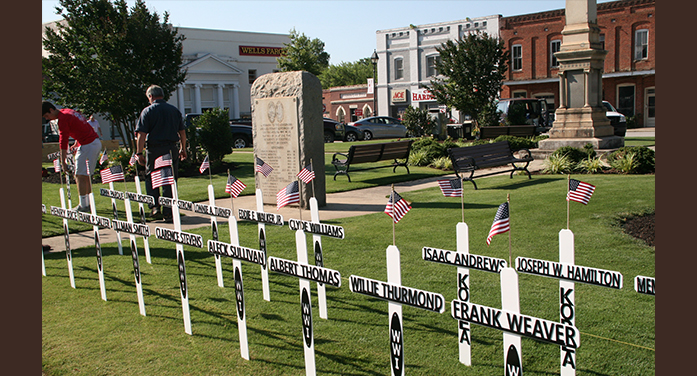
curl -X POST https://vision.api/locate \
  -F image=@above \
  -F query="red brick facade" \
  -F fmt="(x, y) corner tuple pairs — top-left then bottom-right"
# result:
(500, 0), (655, 127)
(322, 85), (376, 123)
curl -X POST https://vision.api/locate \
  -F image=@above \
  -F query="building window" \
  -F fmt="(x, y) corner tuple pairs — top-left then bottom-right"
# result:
(512, 44), (522, 71)
(550, 40), (561, 68)
(512, 91), (527, 98)
(635, 29), (649, 60)
(248, 69), (257, 85)
(394, 58), (404, 80)
(426, 55), (440, 77)
(599, 34), (605, 51)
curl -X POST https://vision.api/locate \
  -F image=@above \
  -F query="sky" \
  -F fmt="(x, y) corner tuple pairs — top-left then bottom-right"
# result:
(42, 0), (614, 64)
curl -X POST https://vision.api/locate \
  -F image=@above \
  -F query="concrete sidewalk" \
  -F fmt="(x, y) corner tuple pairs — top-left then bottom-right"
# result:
(43, 158), (546, 253)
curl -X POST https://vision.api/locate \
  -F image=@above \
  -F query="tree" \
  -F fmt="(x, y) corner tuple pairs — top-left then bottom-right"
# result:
(428, 32), (509, 127)
(277, 28), (330, 77)
(42, 0), (186, 152)
(319, 58), (374, 88)
(401, 106), (436, 137)
(194, 108), (233, 163)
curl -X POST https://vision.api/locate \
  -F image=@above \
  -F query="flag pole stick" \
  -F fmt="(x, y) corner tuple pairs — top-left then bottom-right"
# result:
(207, 153), (212, 186)
(227, 170), (235, 219)
(567, 174), (571, 230)
(297, 177), (303, 221)
(507, 193), (512, 267)
(461, 179), (465, 223)
(391, 184), (396, 246)
(310, 158), (315, 198)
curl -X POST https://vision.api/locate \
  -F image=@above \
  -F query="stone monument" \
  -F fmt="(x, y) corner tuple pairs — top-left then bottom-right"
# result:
(250, 71), (326, 209)
(538, 0), (623, 151)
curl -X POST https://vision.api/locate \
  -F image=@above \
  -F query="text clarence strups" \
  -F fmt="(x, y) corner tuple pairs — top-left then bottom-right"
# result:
(155, 227), (203, 248)
(422, 247), (507, 272)
(288, 218), (344, 239)
(268, 256), (341, 287)
(238, 208), (284, 226)
(349, 275), (445, 313)
(451, 300), (580, 349)
(515, 256), (623, 289)
(207, 240), (266, 266)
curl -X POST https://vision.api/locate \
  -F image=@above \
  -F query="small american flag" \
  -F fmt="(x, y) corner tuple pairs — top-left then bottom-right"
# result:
(296, 164), (315, 184)
(487, 202), (510, 245)
(100, 165), (125, 184)
(567, 179), (595, 205)
(437, 178), (463, 197)
(53, 159), (61, 172)
(199, 155), (210, 174)
(129, 153), (137, 166)
(255, 157), (274, 177)
(151, 166), (174, 189)
(225, 175), (247, 198)
(277, 181), (300, 210)
(154, 153), (173, 169)
(384, 190), (411, 223)
(99, 150), (109, 164)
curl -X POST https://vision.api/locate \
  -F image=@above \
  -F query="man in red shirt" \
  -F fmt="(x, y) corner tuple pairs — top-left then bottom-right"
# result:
(42, 101), (102, 212)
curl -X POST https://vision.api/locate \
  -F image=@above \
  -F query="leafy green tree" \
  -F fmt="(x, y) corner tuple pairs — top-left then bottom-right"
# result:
(277, 28), (330, 77)
(319, 58), (374, 88)
(401, 106), (436, 137)
(194, 108), (233, 164)
(42, 0), (186, 152)
(428, 32), (509, 127)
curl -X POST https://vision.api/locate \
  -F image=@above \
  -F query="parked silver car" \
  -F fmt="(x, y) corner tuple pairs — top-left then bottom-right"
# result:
(349, 116), (407, 140)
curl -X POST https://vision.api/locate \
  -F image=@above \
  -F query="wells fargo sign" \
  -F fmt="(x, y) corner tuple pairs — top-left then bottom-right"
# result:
(239, 46), (285, 57)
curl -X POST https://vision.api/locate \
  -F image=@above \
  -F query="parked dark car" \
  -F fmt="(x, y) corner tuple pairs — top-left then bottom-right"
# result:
(323, 117), (345, 143)
(349, 116), (407, 140)
(229, 118), (252, 126)
(185, 113), (252, 148)
(496, 98), (551, 135)
(344, 123), (364, 142)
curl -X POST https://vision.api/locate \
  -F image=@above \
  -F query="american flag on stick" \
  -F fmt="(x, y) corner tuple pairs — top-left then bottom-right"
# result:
(296, 164), (315, 184)
(225, 175), (247, 198)
(277, 181), (299, 210)
(100, 165), (125, 184)
(255, 157), (273, 177)
(154, 153), (173, 169)
(384, 190), (411, 223)
(437, 178), (463, 197)
(99, 150), (109, 164)
(53, 159), (61, 172)
(487, 202), (510, 245)
(151, 166), (174, 189)
(567, 179), (595, 205)
(128, 153), (137, 166)
(199, 155), (210, 174)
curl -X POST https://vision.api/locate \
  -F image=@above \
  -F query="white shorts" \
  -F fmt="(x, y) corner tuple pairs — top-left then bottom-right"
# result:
(74, 138), (102, 176)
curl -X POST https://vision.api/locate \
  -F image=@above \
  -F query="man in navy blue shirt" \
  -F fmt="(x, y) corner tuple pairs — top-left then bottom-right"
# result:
(135, 85), (187, 222)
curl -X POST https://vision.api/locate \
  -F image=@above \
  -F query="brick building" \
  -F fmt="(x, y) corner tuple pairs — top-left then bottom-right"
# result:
(500, 0), (655, 127)
(322, 84), (375, 123)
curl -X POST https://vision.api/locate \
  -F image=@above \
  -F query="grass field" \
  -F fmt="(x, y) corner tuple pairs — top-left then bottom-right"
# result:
(42, 173), (655, 376)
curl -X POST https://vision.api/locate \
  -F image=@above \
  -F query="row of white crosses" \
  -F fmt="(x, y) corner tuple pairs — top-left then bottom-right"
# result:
(44, 169), (655, 375)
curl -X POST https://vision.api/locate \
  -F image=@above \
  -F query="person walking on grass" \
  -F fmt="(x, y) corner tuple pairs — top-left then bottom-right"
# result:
(42, 101), (102, 213)
(134, 84), (187, 222)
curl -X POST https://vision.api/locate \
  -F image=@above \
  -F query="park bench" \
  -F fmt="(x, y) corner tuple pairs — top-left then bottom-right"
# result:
(479, 125), (536, 139)
(331, 140), (412, 182)
(447, 141), (534, 190)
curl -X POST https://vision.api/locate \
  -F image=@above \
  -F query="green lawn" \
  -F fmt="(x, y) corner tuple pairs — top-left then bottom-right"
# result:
(42, 173), (655, 376)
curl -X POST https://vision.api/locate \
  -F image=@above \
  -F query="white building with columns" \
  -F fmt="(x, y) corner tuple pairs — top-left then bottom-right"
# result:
(42, 21), (289, 140)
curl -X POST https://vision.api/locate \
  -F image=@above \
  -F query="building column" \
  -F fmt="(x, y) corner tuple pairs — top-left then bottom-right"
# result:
(558, 72), (567, 109)
(177, 84), (185, 113)
(232, 84), (240, 119)
(194, 84), (202, 113)
(217, 84), (225, 109)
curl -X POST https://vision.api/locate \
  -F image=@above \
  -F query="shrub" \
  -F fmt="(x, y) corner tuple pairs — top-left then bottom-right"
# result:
(402, 106), (436, 137)
(577, 156), (606, 174)
(108, 147), (136, 175)
(607, 146), (655, 174)
(551, 145), (595, 164)
(410, 137), (446, 161)
(493, 135), (537, 151)
(194, 108), (234, 163)
(408, 149), (431, 166)
(543, 153), (574, 174)
(610, 152), (638, 174)
(430, 156), (453, 170)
